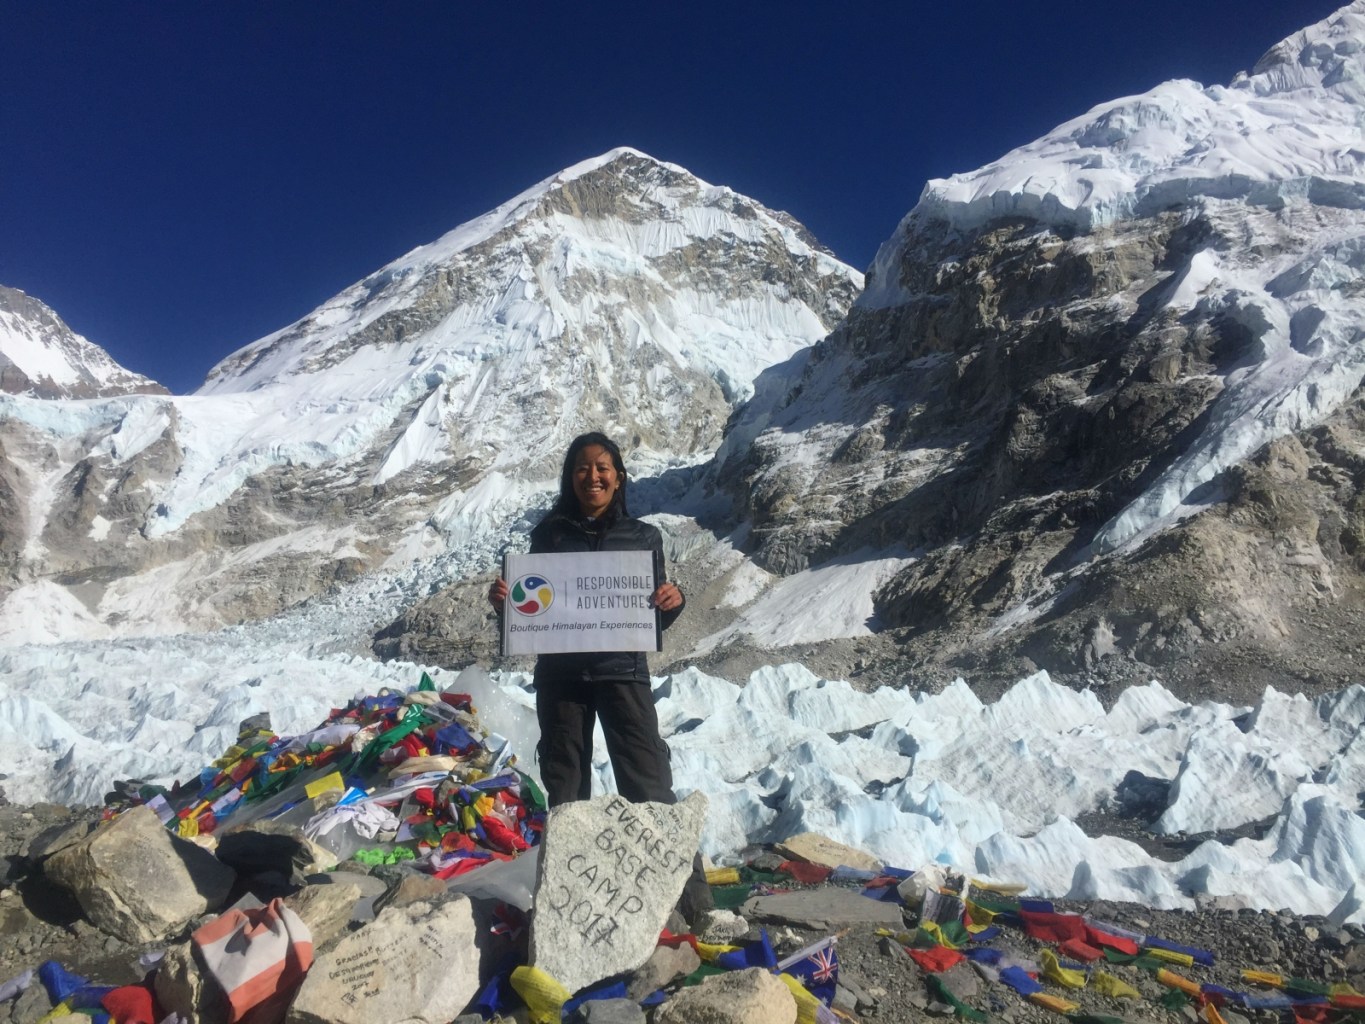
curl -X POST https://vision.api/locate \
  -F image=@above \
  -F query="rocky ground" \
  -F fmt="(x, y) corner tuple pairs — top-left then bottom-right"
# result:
(1, 799), (1360, 1024)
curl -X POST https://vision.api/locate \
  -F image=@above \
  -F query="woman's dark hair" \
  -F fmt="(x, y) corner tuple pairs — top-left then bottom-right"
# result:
(551, 431), (629, 521)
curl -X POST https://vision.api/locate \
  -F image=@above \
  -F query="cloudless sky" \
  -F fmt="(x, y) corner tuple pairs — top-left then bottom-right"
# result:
(0, 1), (1346, 394)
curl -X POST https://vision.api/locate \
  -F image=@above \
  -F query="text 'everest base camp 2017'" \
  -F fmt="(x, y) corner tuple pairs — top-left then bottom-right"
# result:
(3, 4), (1365, 1024)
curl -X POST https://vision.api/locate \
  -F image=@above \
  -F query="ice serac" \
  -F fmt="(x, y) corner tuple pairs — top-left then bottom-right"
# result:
(0, 285), (167, 399)
(712, 2), (1365, 695)
(0, 148), (860, 642)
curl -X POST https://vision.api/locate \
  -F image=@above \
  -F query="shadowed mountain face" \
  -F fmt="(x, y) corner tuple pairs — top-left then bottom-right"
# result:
(705, 4), (1365, 701)
(0, 150), (862, 641)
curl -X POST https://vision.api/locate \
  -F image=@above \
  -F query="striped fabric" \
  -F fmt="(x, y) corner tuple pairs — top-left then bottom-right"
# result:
(192, 899), (313, 1024)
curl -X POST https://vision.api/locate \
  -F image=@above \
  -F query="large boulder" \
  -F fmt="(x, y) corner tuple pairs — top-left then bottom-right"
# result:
(529, 792), (707, 995)
(43, 806), (235, 943)
(286, 896), (482, 1024)
(653, 967), (797, 1024)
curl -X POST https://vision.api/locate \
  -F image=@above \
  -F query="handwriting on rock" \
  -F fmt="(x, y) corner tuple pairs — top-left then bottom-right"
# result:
(545, 797), (691, 948)
(326, 923), (447, 1003)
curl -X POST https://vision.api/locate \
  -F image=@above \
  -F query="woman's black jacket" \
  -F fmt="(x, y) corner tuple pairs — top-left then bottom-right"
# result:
(528, 510), (684, 684)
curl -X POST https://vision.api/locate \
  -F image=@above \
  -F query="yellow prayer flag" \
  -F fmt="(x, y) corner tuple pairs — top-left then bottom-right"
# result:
(510, 966), (571, 1024)
(1029, 992), (1081, 1014)
(1093, 971), (1140, 999)
(304, 771), (345, 800)
(777, 972), (824, 1024)
(1147, 947), (1195, 968)
(694, 941), (741, 962)
(1040, 949), (1087, 989)
(705, 866), (741, 885)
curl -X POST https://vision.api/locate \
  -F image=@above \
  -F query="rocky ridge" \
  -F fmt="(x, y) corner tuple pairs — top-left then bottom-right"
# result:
(0, 286), (166, 401)
(0, 149), (860, 641)
(693, 2), (1365, 702)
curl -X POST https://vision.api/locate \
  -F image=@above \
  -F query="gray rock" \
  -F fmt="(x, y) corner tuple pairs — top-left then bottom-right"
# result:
(568, 998), (649, 1023)
(625, 942), (702, 1001)
(11, 981), (53, 1024)
(653, 966), (797, 1024)
(26, 816), (98, 862)
(43, 806), (235, 943)
(698, 909), (750, 945)
(287, 897), (481, 1024)
(530, 792), (707, 995)
(153, 941), (229, 1024)
(832, 984), (859, 1014)
(937, 963), (980, 1000)
(284, 881), (362, 950)
(741, 888), (904, 930)
(750, 852), (786, 873)
(879, 935), (911, 960)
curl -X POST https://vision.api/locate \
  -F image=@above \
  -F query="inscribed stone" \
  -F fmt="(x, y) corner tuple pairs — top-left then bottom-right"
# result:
(530, 791), (707, 994)
(775, 833), (882, 873)
(286, 897), (480, 1024)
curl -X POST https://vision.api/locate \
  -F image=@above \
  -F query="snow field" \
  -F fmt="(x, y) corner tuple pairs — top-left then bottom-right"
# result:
(1, 637), (1360, 924)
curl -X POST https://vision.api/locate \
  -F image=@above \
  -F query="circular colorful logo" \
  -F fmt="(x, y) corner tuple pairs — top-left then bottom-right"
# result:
(510, 574), (554, 615)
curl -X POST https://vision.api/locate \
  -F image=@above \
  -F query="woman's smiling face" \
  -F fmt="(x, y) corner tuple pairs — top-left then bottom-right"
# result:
(572, 443), (620, 518)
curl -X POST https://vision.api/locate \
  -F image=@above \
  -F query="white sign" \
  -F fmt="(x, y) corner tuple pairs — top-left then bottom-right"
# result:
(502, 550), (660, 656)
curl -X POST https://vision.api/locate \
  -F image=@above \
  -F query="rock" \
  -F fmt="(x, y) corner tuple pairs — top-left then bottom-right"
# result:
(833, 985), (858, 1014)
(11, 981), (53, 1023)
(741, 888), (905, 930)
(26, 816), (98, 862)
(153, 940), (230, 1024)
(567, 998), (649, 1023)
(698, 909), (750, 945)
(285, 881), (362, 950)
(652, 966), (797, 1024)
(529, 792), (707, 995)
(774, 833), (882, 873)
(879, 935), (912, 960)
(379, 872), (448, 910)
(287, 897), (481, 1024)
(938, 963), (980, 1000)
(1304, 925), (1321, 942)
(750, 853), (786, 873)
(625, 942), (702, 1001)
(839, 970), (877, 1010)
(215, 819), (334, 886)
(43, 806), (235, 943)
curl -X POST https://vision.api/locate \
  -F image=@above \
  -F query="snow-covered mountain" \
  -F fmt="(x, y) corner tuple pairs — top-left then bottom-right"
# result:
(0, 285), (166, 400)
(4, 6), (1365, 930)
(0, 149), (860, 642)
(708, 1), (1365, 697)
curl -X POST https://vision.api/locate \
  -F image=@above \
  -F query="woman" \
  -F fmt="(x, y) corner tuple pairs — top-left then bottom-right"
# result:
(487, 431), (685, 808)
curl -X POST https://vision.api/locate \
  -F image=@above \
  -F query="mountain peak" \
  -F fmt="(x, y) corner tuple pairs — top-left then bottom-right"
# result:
(0, 285), (166, 399)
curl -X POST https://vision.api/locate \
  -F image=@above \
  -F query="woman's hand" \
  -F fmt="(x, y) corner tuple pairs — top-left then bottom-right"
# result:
(650, 581), (683, 612)
(488, 577), (508, 611)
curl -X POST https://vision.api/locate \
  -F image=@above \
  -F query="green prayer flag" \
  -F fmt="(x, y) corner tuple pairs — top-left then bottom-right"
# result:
(711, 885), (751, 910)
(683, 964), (729, 987)
(1158, 990), (1190, 1010)
(926, 974), (988, 1021)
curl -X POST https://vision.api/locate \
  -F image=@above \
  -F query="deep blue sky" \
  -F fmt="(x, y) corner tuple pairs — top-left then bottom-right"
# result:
(1, 1), (1345, 394)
